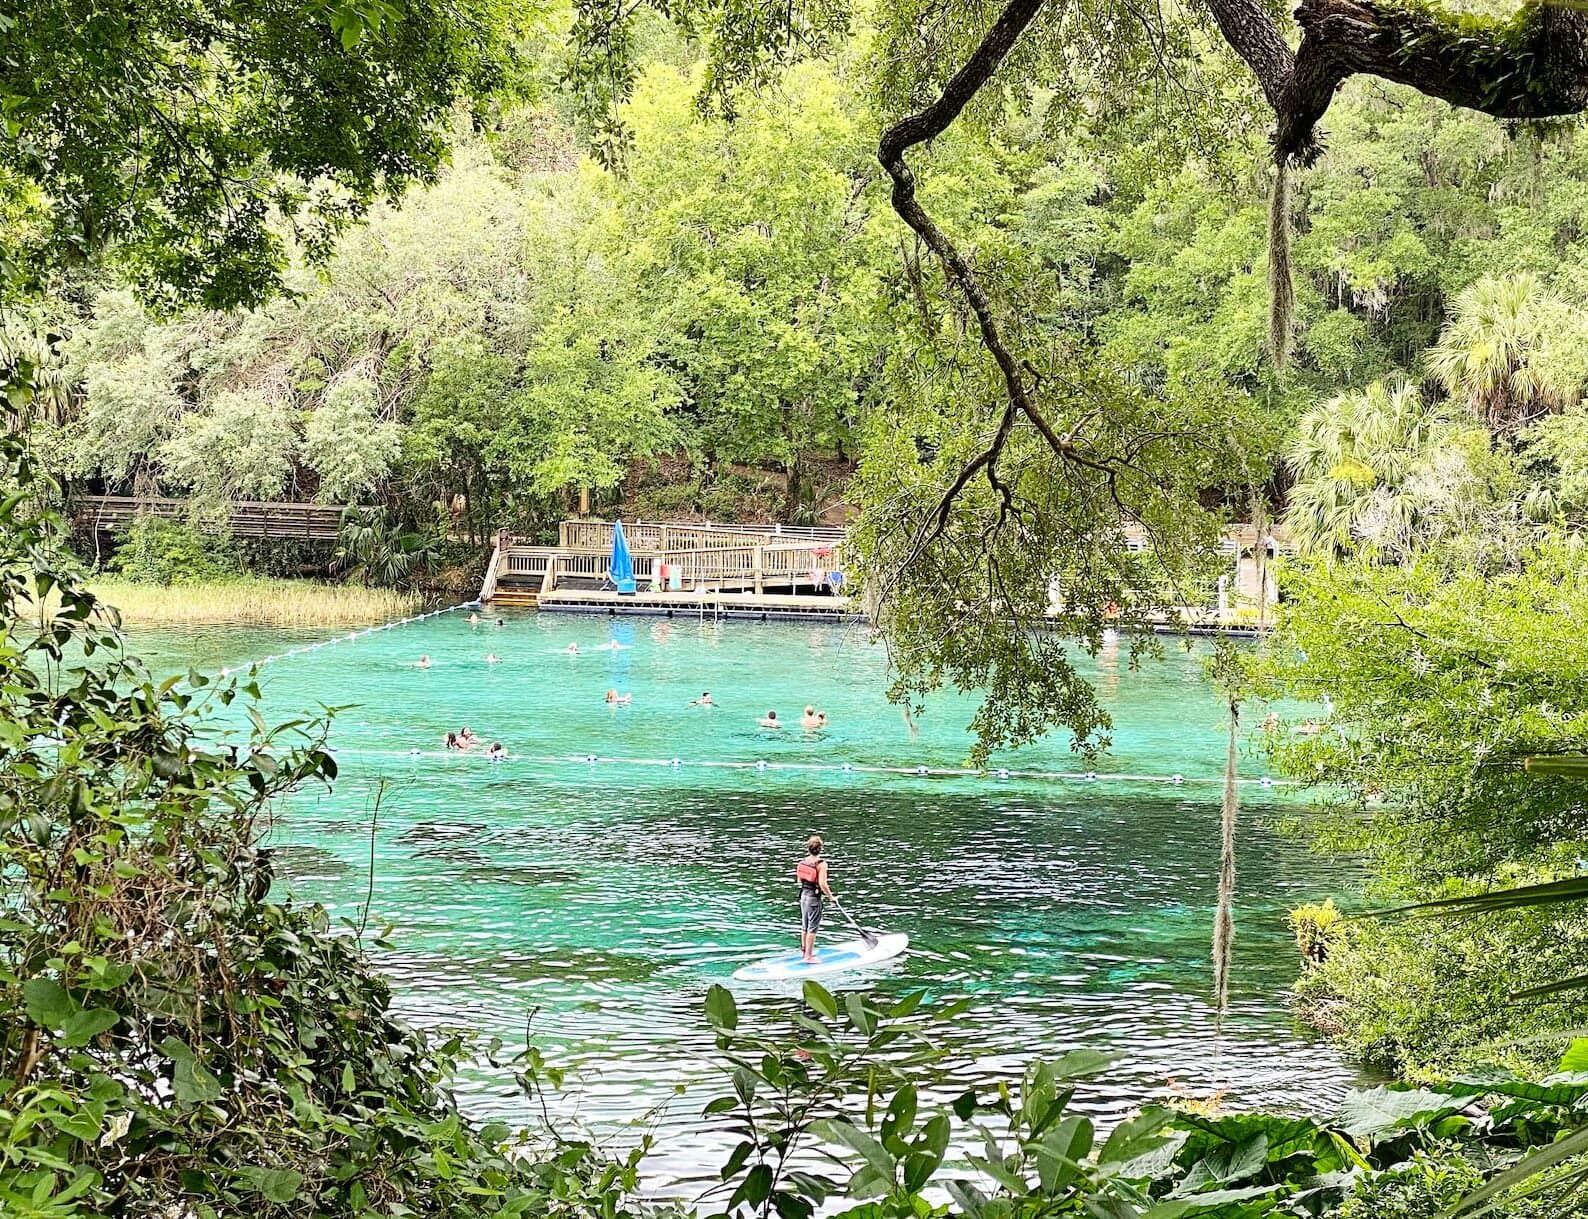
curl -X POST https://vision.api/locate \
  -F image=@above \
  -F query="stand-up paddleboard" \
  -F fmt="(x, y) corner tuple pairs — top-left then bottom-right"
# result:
(733, 933), (909, 981)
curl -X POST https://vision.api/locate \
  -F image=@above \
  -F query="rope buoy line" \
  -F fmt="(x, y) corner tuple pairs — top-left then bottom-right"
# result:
(325, 747), (1289, 787)
(214, 600), (480, 680)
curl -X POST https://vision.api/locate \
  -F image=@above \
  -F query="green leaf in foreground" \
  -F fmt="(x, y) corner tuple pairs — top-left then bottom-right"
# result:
(237, 1167), (303, 1203)
(705, 983), (738, 1031)
(22, 977), (76, 1026)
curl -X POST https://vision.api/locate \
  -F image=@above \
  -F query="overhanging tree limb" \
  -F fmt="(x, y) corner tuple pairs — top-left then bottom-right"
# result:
(1203, 0), (1588, 164)
(877, 0), (1048, 440)
(877, 0), (1157, 516)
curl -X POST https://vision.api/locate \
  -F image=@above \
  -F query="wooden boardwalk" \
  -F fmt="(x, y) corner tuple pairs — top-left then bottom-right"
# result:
(484, 517), (1292, 625)
(74, 495), (344, 540)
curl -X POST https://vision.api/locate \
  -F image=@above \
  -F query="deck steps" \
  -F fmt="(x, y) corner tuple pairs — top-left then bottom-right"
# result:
(490, 587), (540, 608)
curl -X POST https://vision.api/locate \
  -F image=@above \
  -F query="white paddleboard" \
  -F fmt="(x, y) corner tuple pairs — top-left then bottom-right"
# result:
(732, 933), (909, 981)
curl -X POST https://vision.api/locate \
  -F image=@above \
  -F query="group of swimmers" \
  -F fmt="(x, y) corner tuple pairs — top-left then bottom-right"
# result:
(426, 620), (833, 739)
(759, 705), (829, 731)
(443, 726), (508, 760)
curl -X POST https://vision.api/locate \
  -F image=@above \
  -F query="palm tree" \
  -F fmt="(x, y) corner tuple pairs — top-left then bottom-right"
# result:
(333, 506), (439, 589)
(1428, 273), (1584, 431)
(1283, 378), (1449, 559)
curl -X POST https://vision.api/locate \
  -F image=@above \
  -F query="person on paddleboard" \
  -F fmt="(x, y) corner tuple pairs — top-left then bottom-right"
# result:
(797, 835), (835, 962)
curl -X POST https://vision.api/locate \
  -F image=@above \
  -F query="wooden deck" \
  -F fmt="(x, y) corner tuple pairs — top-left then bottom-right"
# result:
(484, 516), (1292, 625)
(536, 587), (855, 621)
(483, 519), (848, 610)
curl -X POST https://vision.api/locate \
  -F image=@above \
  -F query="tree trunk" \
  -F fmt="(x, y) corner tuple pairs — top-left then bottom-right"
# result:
(784, 453), (802, 522)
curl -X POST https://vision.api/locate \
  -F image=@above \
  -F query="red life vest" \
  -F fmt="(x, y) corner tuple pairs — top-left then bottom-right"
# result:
(796, 859), (822, 888)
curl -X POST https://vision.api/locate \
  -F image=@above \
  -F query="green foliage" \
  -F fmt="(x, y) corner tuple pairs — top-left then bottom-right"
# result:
(333, 506), (441, 589)
(0, 0), (518, 308)
(700, 986), (1588, 1219)
(1523, 403), (1588, 525)
(1282, 379), (1480, 560)
(1253, 540), (1588, 882)
(2, 336), (642, 1219)
(109, 516), (238, 586)
(302, 376), (402, 503)
(1289, 899), (1346, 965)
(1292, 904), (1588, 1079)
(1428, 274), (1588, 432)
(618, 62), (887, 518)
(1335, 1149), (1488, 1219)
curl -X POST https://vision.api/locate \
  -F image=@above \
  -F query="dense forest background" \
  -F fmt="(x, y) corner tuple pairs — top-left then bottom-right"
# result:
(18, 9), (1588, 547)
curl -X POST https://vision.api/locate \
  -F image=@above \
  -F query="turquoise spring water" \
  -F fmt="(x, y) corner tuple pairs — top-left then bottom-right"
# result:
(131, 610), (1368, 1185)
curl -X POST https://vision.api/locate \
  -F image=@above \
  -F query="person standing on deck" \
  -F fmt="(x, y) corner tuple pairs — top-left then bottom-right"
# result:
(797, 835), (835, 962)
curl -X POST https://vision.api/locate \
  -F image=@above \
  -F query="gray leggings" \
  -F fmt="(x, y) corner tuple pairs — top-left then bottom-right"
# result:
(800, 890), (824, 933)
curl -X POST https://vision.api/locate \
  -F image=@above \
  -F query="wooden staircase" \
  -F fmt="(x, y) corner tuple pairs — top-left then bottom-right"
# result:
(489, 586), (539, 608)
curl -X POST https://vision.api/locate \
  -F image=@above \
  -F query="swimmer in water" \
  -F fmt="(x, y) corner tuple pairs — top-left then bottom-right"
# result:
(444, 731), (461, 750)
(816, 711), (828, 728)
(458, 727), (479, 749)
(801, 705), (821, 730)
(484, 653), (500, 664)
(690, 691), (714, 706)
(495, 618), (505, 627)
(563, 643), (579, 655)
(605, 688), (632, 705)
(468, 612), (479, 626)
(759, 710), (782, 729)
(416, 655), (432, 669)
(487, 742), (506, 761)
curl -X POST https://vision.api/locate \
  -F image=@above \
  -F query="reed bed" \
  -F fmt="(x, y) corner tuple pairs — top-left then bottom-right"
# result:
(85, 578), (423, 627)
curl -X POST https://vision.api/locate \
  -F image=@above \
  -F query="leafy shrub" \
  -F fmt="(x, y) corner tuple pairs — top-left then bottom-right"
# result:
(700, 473), (778, 523)
(1336, 1149), (1486, 1219)
(231, 535), (334, 578)
(1293, 903), (1588, 1079)
(1291, 898), (1347, 964)
(333, 506), (440, 589)
(701, 981), (1588, 1219)
(109, 515), (237, 584)
(2, 419), (639, 1216)
(1337, 1147), (1567, 1219)
(630, 477), (705, 518)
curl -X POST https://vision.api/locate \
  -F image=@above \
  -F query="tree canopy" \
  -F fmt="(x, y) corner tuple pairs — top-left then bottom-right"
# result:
(1, 0), (517, 308)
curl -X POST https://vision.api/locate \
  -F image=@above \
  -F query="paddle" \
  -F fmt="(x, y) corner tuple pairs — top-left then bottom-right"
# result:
(830, 896), (877, 949)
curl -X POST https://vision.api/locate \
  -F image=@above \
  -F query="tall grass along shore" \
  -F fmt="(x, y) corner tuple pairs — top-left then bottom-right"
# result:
(85, 577), (423, 627)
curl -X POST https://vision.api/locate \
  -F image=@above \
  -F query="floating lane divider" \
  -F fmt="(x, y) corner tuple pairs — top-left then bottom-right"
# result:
(214, 600), (481, 680)
(324, 747), (1290, 787)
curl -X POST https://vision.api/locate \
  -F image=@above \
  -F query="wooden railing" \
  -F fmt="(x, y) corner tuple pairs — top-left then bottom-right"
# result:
(501, 546), (560, 578)
(74, 495), (346, 540)
(558, 519), (845, 552)
(478, 545), (502, 604)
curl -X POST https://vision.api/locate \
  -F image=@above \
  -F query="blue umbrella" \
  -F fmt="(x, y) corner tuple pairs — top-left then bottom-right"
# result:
(609, 519), (636, 595)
